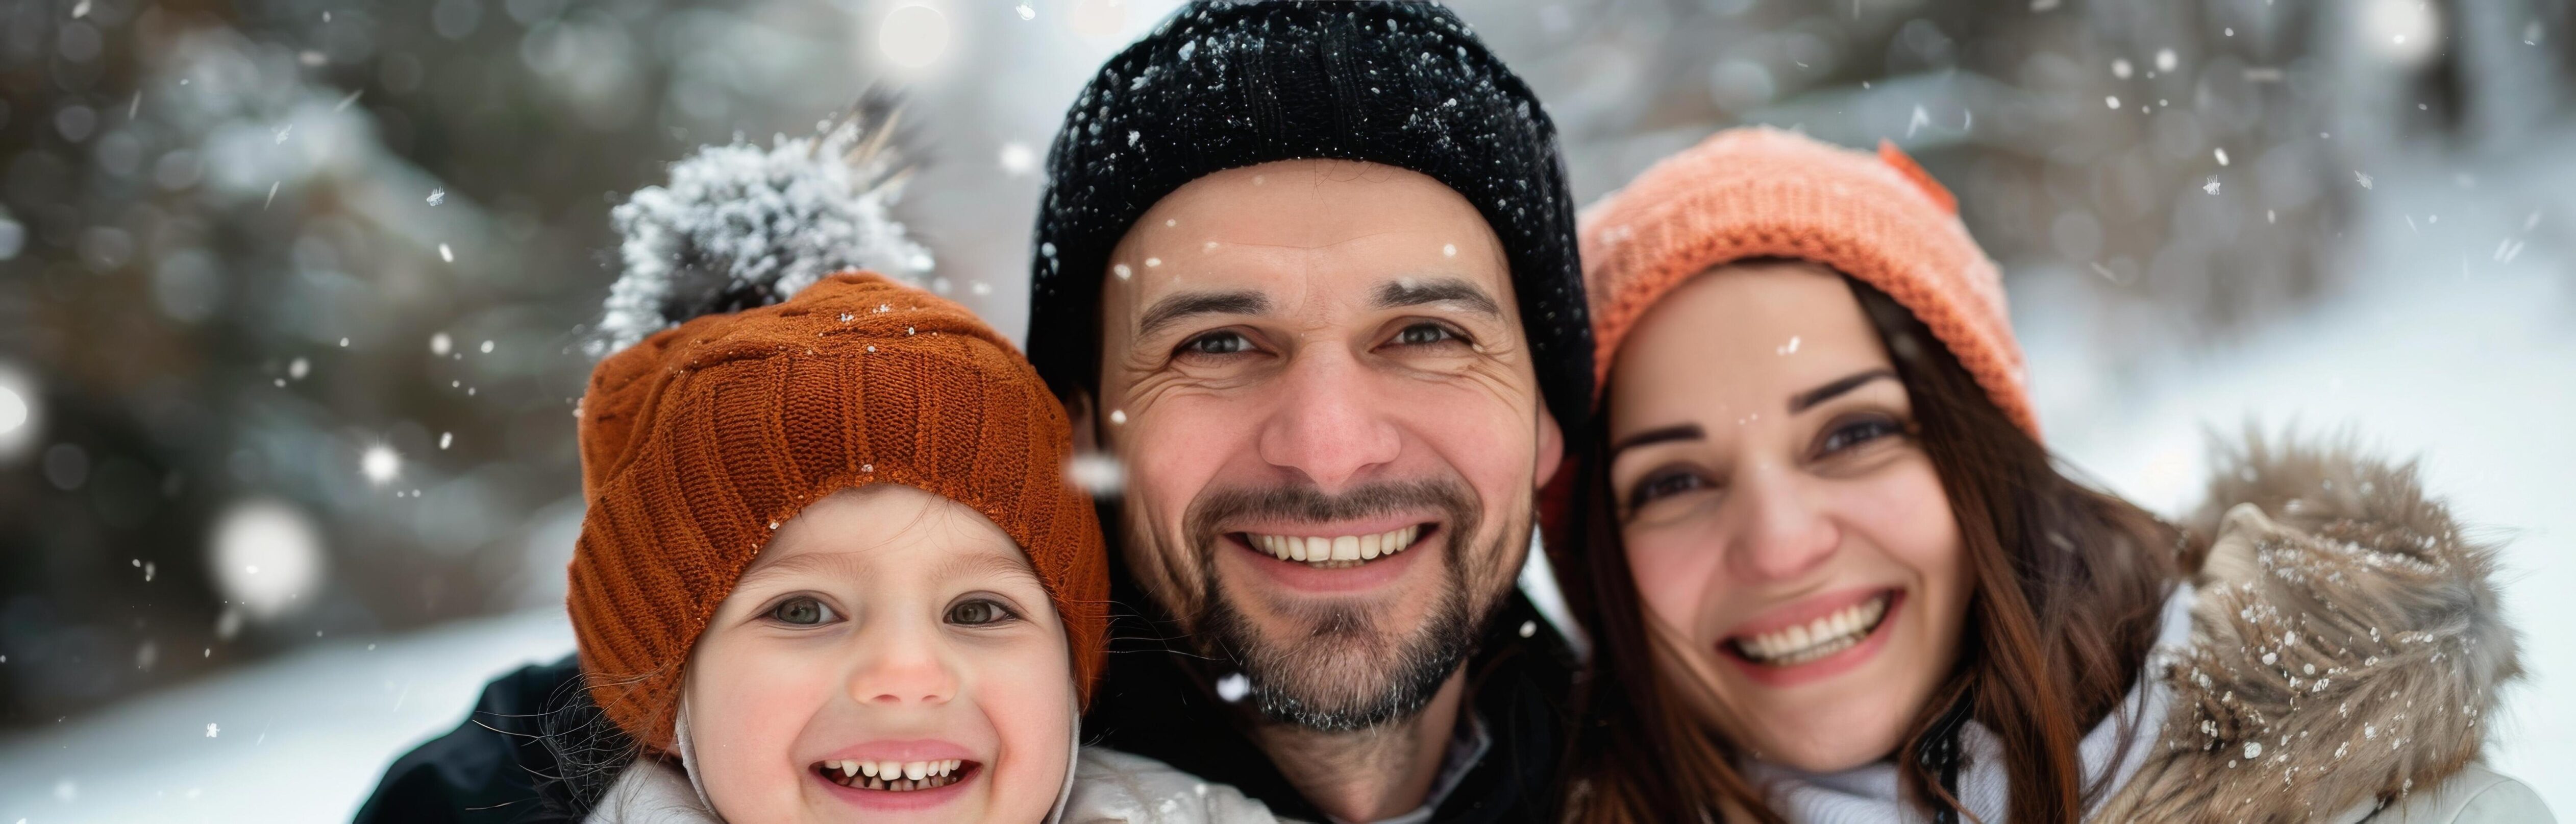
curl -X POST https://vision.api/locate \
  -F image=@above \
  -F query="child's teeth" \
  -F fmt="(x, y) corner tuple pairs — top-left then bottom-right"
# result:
(904, 761), (927, 781)
(879, 761), (901, 780)
(839, 761), (858, 779)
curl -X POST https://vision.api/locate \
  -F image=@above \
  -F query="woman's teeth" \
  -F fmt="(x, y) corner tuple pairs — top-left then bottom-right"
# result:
(1247, 525), (1423, 569)
(818, 758), (968, 791)
(1731, 594), (1890, 666)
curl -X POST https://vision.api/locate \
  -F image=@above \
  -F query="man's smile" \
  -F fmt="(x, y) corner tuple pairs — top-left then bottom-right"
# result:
(1237, 523), (1428, 568)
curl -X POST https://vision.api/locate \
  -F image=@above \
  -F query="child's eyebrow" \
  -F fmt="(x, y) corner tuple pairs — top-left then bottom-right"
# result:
(932, 550), (1046, 589)
(731, 545), (1043, 590)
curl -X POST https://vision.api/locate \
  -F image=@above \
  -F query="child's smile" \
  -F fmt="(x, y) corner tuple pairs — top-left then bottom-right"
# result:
(683, 484), (1077, 822)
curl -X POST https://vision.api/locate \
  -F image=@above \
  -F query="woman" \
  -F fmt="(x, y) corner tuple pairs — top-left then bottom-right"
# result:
(1555, 128), (2546, 823)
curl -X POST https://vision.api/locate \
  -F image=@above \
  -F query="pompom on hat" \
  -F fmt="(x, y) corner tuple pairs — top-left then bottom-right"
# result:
(567, 271), (1109, 753)
(1577, 127), (2038, 439)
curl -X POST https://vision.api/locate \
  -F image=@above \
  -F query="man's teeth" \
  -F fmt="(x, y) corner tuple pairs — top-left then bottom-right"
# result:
(1732, 594), (1890, 666)
(822, 759), (967, 791)
(1249, 525), (1423, 568)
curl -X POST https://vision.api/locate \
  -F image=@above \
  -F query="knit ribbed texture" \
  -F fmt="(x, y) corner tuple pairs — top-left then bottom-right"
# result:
(1577, 127), (2038, 439)
(568, 271), (1109, 752)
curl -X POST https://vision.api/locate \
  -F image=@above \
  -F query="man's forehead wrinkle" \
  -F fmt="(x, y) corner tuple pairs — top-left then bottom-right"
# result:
(1182, 230), (1420, 252)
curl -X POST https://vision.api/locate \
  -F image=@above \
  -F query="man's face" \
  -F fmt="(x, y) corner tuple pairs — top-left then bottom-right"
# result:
(1091, 159), (1563, 731)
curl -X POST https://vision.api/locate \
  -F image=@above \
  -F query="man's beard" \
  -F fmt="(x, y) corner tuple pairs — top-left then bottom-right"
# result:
(1178, 479), (1511, 733)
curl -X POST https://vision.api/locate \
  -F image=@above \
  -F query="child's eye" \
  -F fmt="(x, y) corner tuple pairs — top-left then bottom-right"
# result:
(767, 596), (837, 626)
(945, 598), (1019, 626)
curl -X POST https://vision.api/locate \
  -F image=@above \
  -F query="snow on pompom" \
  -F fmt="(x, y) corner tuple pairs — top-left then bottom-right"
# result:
(590, 95), (933, 358)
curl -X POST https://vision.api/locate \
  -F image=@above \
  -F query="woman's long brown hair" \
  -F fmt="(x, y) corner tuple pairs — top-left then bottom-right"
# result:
(1557, 275), (2195, 823)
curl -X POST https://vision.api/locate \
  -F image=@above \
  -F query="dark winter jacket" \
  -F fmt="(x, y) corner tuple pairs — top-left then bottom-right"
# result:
(355, 656), (599, 823)
(1082, 578), (1578, 824)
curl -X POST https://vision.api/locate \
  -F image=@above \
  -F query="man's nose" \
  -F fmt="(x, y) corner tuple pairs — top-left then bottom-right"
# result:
(1254, 349), (1401, 494)
(847, 621), (958, 707)
(1726, 465), (1841, 584)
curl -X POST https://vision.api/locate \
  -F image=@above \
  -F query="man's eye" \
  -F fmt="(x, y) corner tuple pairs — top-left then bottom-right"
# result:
(946, 598), (1018, 626)
(1392, 322), (1461, 346)
(767, 596), (836, 626)
(1181, 331), (1253, 356)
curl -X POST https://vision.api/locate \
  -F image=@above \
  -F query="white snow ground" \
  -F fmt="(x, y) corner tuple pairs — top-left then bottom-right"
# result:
(0, 610), (573, 822)
(5, 155), (2569, 823)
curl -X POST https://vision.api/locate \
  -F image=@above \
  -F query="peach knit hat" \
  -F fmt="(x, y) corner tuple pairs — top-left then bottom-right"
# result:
(567, 271), (1109, 752)
(1577, 127), (2038, 438)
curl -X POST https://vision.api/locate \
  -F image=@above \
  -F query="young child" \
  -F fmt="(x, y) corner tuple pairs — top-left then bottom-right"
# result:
(569, 271), (1277, 823)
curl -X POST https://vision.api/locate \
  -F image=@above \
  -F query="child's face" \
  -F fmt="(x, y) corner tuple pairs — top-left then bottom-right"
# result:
(684, 484), (1075, 823)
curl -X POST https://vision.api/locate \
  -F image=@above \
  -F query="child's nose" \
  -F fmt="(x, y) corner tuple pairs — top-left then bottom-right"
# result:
(847, 627), (959, 706)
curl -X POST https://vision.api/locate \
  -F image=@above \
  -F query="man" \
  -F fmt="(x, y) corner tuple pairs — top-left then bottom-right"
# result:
(1028, 5), (1592, 822)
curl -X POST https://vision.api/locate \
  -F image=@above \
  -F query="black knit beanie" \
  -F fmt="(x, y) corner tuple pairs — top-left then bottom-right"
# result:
(1027, 0), (1592, 435)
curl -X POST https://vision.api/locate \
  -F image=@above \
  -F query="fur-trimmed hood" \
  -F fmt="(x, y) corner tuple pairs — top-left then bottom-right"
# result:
(2094, 437), (2525, 822)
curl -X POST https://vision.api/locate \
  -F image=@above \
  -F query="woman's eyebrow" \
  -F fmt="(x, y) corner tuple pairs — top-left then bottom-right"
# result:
(1787, 368), (1897, 414)
(1609, 423), (1704, 460)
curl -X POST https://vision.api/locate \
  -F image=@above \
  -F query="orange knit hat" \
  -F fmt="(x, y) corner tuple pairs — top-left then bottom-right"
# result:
(566, 271), (1109, 752)
(1577, 127), (2038, 438)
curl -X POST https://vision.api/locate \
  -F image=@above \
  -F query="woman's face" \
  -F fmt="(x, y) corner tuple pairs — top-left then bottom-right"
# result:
(1604, 261), (1970, 773)
(683, 484), (1074, 823)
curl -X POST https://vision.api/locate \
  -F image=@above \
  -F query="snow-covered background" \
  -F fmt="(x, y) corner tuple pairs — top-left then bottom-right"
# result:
(2, 0), (2568, 820)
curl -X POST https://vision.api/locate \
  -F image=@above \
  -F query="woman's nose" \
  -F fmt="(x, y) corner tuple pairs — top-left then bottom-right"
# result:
(847, 623), (958, 707)
(1727, 466), (1840, 583)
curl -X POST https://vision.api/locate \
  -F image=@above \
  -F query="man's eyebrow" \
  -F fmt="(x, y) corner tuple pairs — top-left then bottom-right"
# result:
(1373, 276), (1501, 317)
(1788, 369), (1898, 414)
(1608, 423), (1703, 461)
(1136, 289), (1269, 338)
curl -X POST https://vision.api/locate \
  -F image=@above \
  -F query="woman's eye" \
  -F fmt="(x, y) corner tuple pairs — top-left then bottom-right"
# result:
(767, 596), (836, 626)
(1180, 331), (1253, 356)
(1391, 322), (1460, 347)
(1625, 470), (1710, 513)
(946, 598), (1018, 626)
(1818, 416), (1905, 456)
